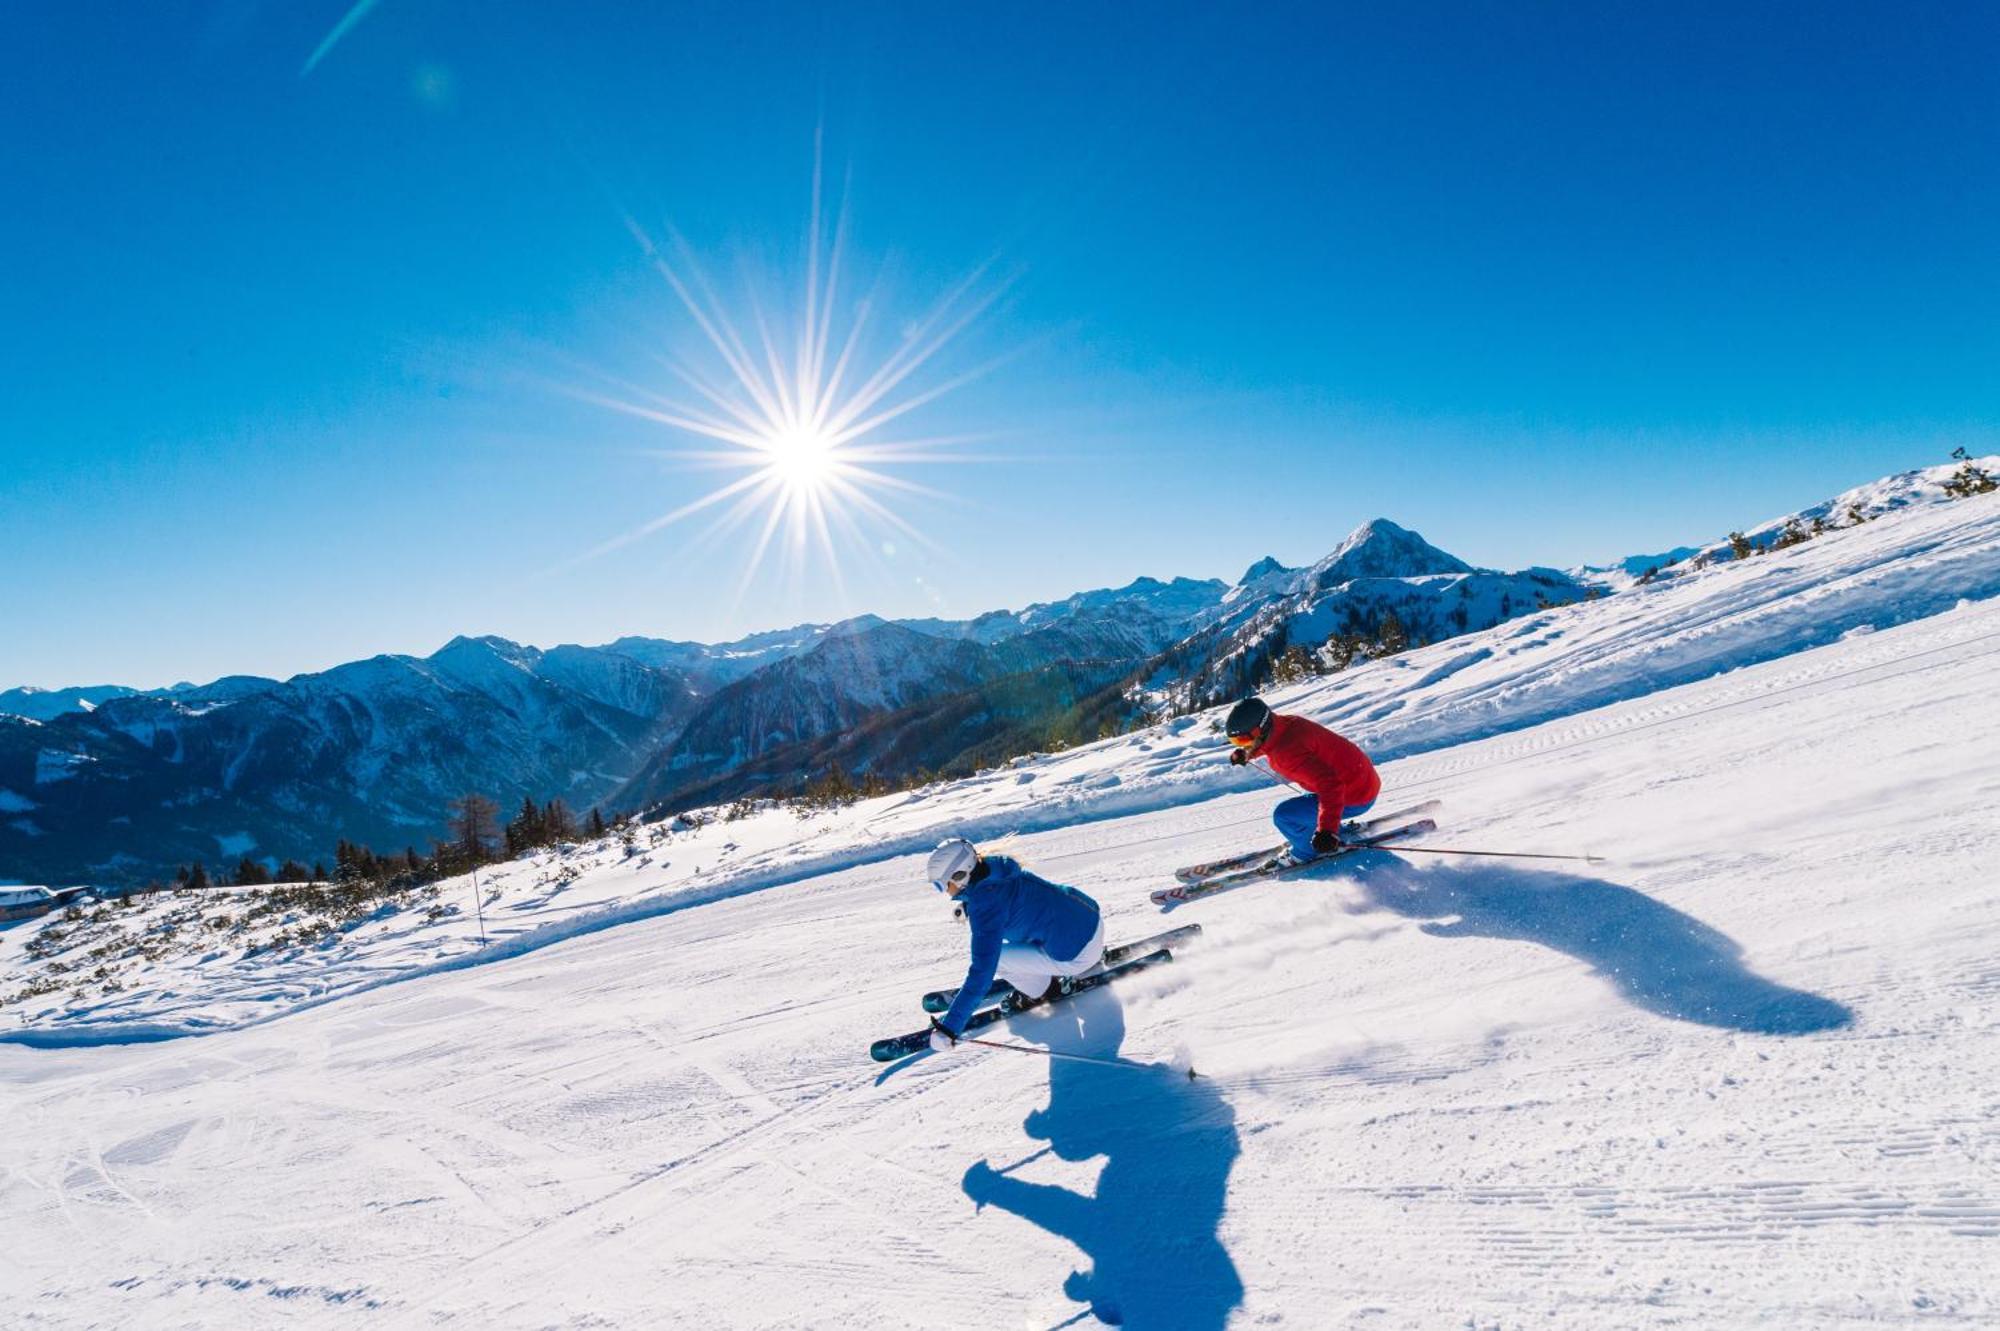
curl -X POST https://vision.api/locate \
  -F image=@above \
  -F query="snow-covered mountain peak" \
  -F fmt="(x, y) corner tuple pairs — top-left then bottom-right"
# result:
(819, 614), (891, 640)
(1218, 555), (1299, 608)
(423, 635), (546, 696)
(432, 633), (538, 666)
(1238, 555), (1289, 584)
(1309, 518), (1475, 587)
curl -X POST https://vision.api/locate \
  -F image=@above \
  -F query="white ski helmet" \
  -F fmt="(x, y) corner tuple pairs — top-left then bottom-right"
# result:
(926, 837), (978, 893)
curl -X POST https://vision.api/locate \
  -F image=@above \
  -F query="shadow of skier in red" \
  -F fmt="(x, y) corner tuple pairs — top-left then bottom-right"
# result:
(960, 988), (1243, 1328)
(1347, 858), (1853, 1034)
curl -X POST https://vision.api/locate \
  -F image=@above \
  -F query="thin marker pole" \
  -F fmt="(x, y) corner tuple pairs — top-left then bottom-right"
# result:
(470, 864), (489, 946)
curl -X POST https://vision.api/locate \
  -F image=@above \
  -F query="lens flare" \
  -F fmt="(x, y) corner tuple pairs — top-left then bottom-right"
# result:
(567, 149), (1012, 608)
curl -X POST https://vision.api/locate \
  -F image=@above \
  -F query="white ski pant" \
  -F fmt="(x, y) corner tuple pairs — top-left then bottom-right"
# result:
(995, 916), (1107, 994)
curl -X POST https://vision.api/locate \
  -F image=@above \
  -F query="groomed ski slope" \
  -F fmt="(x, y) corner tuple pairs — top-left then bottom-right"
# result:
(6, 581), (1999, 1326)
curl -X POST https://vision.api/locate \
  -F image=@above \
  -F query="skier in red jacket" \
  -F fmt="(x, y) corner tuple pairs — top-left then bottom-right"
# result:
(1224, 696), (1382, 863)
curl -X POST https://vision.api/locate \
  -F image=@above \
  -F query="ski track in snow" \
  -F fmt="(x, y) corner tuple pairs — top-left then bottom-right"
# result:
(3, 492), (2000, 1328)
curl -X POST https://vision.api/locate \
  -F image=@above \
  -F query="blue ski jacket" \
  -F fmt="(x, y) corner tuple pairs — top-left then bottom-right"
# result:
(937, 855), (1101, 1036)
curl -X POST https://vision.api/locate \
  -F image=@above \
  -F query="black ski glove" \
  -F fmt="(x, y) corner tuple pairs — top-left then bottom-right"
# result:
(1311, 829), (1340, 854)
(1229, 748), (1249, 767)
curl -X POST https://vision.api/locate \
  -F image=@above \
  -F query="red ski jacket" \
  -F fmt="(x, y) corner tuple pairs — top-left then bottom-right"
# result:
(1254, 713), (1381, 831)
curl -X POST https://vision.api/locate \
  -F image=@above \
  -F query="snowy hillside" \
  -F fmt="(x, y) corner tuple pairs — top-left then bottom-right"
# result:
(6, 482), (1998, 1044)
(3, 480), (1996, 1326)
(1588, 452), (2000, 587)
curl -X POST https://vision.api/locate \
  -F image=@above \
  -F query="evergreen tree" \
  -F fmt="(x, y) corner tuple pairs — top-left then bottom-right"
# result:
(186, 862), (211, 890)
(1377, 609), (1410, 656)
(1270, 643), (1318, 685)
(503, 796), (540, 857)
(276, 859), (311, 883)
(544, 798), (577, 843)
(587, 807), (607, 839)
(1845, 503), (1868, 525)
(1728, 531), (1755, 560)
(1323, 633), (1363, 672)
(1943, 446), (1997, 498)
(233, 856), (271, 886)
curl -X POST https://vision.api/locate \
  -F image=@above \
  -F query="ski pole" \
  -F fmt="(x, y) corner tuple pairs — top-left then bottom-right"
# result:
(1365, 844), (1604, 865)
(963, 1036), (1200, 1079)
(1248, 758), (1306, 795)
(993, 1147), (1052, 1175)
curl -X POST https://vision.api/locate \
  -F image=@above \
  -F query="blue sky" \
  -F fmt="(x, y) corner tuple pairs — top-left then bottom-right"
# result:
(4, 2), (1995, 688)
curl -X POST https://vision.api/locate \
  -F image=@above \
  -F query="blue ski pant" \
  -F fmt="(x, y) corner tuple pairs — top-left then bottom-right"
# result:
(1273, 792), (1377, 859)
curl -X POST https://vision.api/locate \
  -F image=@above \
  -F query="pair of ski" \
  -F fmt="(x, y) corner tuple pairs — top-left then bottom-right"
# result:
(868, 923), (1203, 1063)
(1150, 798), (1443, 909)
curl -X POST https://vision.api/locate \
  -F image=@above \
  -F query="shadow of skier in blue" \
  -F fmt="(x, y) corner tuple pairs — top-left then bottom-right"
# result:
(960, 988), (1243, 1328)
(1347, 858), (1852, 1034)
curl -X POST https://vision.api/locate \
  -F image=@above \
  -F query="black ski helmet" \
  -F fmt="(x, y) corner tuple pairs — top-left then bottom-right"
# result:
(1225, 696), (1272, 741)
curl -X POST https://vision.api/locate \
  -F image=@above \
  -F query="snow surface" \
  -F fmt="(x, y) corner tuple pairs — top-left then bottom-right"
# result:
(3, 487), (1998, 1327)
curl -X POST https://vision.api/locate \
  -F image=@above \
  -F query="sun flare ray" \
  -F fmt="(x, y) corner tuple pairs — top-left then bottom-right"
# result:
(580, 165), (1004, 599)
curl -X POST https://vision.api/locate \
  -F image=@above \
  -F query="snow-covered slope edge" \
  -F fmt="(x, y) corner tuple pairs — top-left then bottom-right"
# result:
(5, 487), (1997, 1043)
(1571, 452), (2000, 589)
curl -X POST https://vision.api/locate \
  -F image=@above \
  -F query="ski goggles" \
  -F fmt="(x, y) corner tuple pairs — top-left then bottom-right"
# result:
(933, 869), (971, 894)
(1227, 731), (1260, 747)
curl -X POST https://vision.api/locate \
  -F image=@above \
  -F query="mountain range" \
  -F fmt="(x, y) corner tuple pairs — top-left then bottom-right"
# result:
(6, 457), (1986, 886)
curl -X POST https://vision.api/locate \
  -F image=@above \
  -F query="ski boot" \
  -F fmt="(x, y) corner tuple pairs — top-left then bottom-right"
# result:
(1005, 976), (1071, 1013)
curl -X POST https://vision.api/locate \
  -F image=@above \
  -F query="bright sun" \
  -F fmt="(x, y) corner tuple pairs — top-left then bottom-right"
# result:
(764, 425), (839, 494)
(567, 155), (1005, 604)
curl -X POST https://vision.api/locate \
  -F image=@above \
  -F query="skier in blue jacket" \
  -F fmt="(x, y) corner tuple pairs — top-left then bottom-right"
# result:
(926, 837), (1105, 1053)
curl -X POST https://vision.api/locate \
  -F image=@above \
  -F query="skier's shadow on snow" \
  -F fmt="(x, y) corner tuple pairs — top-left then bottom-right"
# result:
(1346, 859), (1852, 1034)
(960, 989), (1243, 1329)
